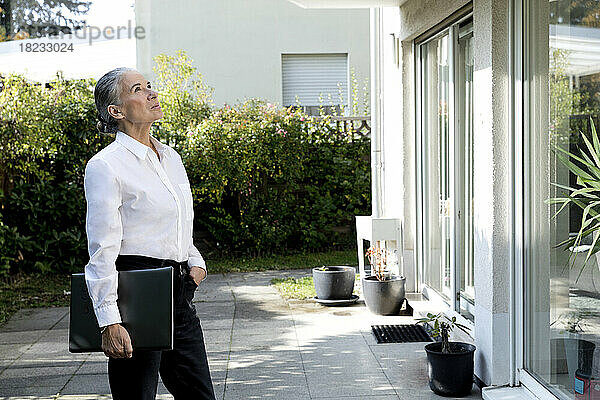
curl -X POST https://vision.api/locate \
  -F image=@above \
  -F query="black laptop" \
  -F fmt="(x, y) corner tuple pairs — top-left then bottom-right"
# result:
(69, 266), (174, 353)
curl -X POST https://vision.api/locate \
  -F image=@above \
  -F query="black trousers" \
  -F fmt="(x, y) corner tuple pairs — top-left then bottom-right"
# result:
(108, 255), (216, 400)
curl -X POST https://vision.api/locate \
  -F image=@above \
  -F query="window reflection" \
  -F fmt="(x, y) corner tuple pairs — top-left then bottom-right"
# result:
(527, 1), (600, 398)
(421, 33), (452, 298)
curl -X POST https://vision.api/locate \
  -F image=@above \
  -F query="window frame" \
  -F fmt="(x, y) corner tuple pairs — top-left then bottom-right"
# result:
(414, 9), (475, 317)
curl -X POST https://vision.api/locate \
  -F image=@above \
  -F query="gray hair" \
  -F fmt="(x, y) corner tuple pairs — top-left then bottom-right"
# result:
(94, 67), (135, 134)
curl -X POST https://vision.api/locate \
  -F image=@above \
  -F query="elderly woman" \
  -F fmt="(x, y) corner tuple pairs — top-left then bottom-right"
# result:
(84, 67), (216, 400)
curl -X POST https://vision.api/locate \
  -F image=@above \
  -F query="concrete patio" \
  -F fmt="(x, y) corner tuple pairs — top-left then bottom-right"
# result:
(0, 269), (483, 399)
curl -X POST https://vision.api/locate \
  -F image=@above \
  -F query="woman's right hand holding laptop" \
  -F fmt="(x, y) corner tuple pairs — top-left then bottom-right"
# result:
(101, 324), (133, 358)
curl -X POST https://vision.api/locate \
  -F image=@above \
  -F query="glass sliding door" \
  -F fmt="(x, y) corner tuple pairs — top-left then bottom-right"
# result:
(418, 15), (474, 317)
(457, 21), (475, 318)
(420, 31), (453, 299)
(524, 0), (600, 397)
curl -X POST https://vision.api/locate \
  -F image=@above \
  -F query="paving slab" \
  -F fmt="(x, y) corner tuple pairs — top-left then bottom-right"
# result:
(203, 330), (232, 345)
(0, 308), (68, 332)
(0, 330), (46, 345)
(0, 397), (57, 400)
(307, 372), (397, 398)
(212, 379), (226, 400)
(315, 397), (401, 400)
(233, 317), (295, 331)
(196, 316), (233, 331)
(77, 358), (108, 375)
(0, 384), (64, 397)
(223, 382), (311, 400)
(0, 343), (31, 360)
(0, 269), (483, 399)
(194, 301), (236, 317)
(60, 373), (111, 395)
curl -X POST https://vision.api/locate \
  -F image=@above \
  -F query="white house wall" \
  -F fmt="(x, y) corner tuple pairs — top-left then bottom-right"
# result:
(395, 0), (473, 297)
(377, 7), (414, 289)
(134, 0), (370, 109)
(381, 0), (513, 386)
(471, 0), (511, 386)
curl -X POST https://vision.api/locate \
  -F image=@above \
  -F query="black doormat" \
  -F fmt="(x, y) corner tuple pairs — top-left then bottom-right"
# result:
(371, 324), (433, 344)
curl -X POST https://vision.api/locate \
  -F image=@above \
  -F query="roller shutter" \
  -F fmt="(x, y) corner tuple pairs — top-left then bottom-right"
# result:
(281, 53), (348, 107)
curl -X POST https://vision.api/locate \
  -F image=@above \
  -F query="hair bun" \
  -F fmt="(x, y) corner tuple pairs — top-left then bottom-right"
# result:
(96, 120), (107, 133)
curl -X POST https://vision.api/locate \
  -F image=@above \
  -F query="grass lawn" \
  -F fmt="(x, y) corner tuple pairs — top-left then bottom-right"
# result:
(271, 273), (361, 300)
(271, 276), (317, 299)
(0, 249), (358, 327)
(206, 249), (357, 274)
(0, 273), (72, 327)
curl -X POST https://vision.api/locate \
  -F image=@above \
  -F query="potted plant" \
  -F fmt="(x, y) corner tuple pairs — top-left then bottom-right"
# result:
(312, 265), (356, 300)
(417, 312), (476, 397)
(551, 311), (596, 389)
(548, 118), (600, 280)
(362, 245), (406, 315)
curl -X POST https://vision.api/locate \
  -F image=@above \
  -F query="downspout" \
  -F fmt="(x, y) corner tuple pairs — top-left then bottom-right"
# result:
(508, 0), (521, 386)
(371, 7), (383, 218)
(508, 0), (516, 384)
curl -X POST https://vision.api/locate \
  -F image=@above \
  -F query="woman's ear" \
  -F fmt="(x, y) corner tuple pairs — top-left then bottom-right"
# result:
(107, 105), (124, 120)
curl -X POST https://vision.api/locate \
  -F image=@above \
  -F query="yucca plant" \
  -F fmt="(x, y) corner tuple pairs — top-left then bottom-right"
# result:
(548, 118), (600, 281)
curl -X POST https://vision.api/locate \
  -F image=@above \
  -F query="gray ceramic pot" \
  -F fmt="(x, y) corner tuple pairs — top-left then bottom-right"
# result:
(362, 275), (406, 315)
(312, 266), (356, 300)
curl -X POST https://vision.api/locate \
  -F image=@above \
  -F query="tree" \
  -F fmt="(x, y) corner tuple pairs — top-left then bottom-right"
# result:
(548, 48), (594, 144)
(152, 50), (214, 150)
(0, 0), (11, 41)
(549, 0), (600, 27)
(0, 0), (91, 40)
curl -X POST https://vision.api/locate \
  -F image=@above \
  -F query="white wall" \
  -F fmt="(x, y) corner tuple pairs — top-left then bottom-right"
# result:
(471, 0), (511, 386)
(396, 0), (473, 296)
(382, 0), (513, 386)
(378, 7), (414, 289)
(134, 0), (370, 109)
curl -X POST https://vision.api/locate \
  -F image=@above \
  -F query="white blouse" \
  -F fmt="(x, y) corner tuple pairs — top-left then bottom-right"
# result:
(83, 130), (207, 328)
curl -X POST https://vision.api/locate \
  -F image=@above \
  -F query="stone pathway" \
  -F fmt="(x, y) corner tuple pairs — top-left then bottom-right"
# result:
(0, 269), (482, 399)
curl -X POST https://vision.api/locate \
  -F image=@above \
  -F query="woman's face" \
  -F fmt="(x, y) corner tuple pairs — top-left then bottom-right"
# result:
(109, 70), (163, 125)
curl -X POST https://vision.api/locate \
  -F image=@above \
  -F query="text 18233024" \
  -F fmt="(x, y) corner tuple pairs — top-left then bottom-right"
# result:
(20, 42), (74, 53)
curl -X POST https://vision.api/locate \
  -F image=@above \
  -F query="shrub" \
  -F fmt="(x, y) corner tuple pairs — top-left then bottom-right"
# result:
(151, 50), (214, 152)
(3, 180), (87, 274)
(0, 73), (107, 193)
(0, 53), (371, 273)
(184, 99), (370, 254)
(0, 211), (34, 277)
(0, 73), (108, 275)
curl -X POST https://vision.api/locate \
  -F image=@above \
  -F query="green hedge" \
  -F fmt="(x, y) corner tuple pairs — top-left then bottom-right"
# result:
(0, 73), (113, 276)
(182, 99), (370, 253)
(0, 57), (370, 277)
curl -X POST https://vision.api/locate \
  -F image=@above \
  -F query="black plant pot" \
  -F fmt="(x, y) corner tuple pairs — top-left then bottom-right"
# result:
(362, 275), (406, 315)
(424, 342), (476, 397)
(312, 266), (356, 300)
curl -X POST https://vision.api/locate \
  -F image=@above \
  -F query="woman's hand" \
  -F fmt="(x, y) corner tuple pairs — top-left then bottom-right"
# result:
(189, 266), (206, 285)
(101, 323), (133, 359)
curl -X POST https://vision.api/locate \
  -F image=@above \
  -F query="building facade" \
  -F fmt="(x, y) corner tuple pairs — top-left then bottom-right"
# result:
(134, 0), (370, 112)
(291, 0), (600, 399)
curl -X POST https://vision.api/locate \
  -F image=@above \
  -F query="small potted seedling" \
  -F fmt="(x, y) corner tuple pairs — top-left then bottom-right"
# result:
(417, 312), (476, 397)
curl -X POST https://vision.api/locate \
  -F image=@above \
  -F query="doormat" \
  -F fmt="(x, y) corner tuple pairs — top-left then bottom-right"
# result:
(371, 324), (433, 344)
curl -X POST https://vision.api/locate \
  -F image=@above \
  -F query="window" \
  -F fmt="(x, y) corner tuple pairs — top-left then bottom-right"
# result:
(281, 53), (348, 116)
(417, 15), (474, 319)
(524, 1), (600, 397)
